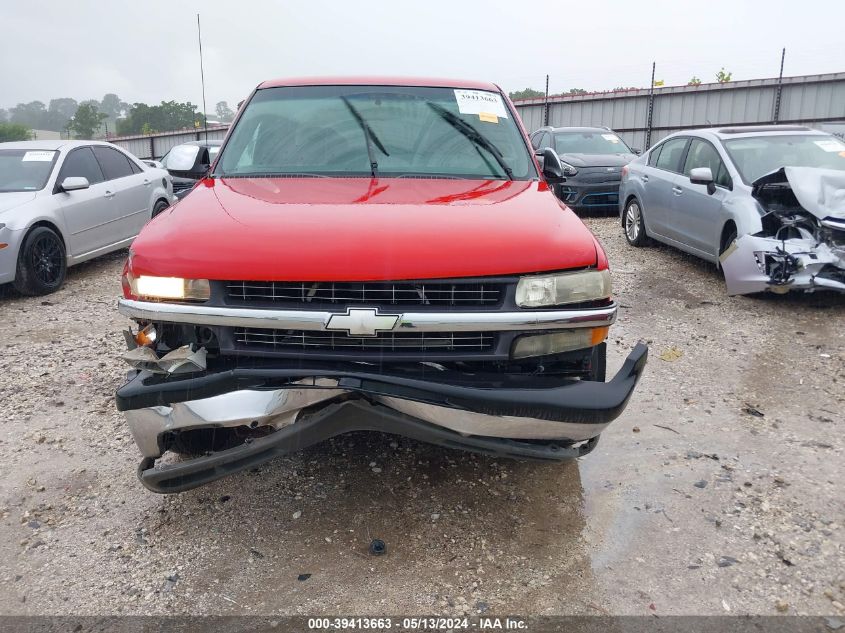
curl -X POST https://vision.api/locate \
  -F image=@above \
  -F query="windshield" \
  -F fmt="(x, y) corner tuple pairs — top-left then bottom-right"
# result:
(215, 85), (536, 180)
(724, 134), (845, 183)
(553, 131), (631, 155)
(0, 149), (58, 192)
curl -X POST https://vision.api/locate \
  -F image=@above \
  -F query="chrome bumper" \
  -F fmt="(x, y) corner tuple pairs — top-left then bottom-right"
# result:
(127, 384), (612, 458)
(120, 344), (648, 460)
(117, 298), (618, 332)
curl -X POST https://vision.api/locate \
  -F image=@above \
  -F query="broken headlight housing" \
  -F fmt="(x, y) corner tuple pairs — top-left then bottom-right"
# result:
(516, 269), (611, 307)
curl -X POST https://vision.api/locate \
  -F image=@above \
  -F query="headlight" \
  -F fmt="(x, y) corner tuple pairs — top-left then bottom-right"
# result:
(516, 269), (611, 307)
(561, 161), (578, 177)
(512, 327), (609, 359)
(131, 275), (210, 301)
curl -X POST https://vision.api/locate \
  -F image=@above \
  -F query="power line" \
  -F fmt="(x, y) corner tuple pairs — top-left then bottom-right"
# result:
(197, 13), (209, 142)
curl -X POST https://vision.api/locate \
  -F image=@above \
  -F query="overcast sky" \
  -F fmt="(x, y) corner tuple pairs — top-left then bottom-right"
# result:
(3, 0), (844, 111)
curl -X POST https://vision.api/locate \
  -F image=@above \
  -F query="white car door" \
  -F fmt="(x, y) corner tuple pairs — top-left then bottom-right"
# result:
(54, 146), (117, 257)
(91, 145), (151, 241)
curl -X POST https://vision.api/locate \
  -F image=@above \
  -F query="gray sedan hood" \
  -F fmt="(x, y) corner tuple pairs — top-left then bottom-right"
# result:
(0, 191), (37, 215)
(752, 166), (845, 219)
(558, 153), (636, 168)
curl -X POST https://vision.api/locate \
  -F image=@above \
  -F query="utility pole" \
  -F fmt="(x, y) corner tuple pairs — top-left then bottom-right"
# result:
(197, 14), (209, 142)
(773, 48), (786, 123)
(645, 62), (656, 149)
(543, 74), (550, 126)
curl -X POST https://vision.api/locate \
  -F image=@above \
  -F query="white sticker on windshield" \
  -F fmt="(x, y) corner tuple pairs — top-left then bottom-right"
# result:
(454, 90), (508, 119)
(814, 139), (845, 152)
(601, 134), (620, 143)
(22, 151), (55, 162)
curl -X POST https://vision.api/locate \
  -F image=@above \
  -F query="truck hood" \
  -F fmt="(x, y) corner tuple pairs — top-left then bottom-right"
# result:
(0, 191), (37, 215)
(559, 153), (636, 168)
(130, 177), (600, 281)
(752, 167), (845, 219)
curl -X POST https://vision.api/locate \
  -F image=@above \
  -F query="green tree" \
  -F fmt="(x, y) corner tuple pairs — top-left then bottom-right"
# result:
(43, 98), (78, 131)
(508, 88), (545, 100)
(215, 101), (235, 122)
(716, 68), (732, 83)
(99, 93), (129, 121)
(567, 88), (588, 95)
(0, 122), (32, 142)
(117, 100), (202, 135)
(66, 103), (108, 139)
(9, 101), (47, 129)
(0, 108), (8, 122)
(688, 76), (702, 86)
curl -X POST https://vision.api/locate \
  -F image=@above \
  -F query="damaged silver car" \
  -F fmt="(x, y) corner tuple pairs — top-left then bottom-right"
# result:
(618, 125), (845, 295)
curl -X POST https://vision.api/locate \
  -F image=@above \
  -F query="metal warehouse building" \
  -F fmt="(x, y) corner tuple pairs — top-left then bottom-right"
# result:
(107, 125), (230, 161)
(512, 72), (845, 150)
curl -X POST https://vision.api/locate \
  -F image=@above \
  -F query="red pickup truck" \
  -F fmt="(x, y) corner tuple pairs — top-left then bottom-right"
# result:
(116, 77), (647, 493)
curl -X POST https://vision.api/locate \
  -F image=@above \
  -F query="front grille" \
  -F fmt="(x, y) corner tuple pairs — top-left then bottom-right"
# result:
(172, 181), (194, 193)
(226, 280), (504, 307)
(580, 192), (619, 207)
(234, 328), (496, 353)
(577, 167), (623, 183)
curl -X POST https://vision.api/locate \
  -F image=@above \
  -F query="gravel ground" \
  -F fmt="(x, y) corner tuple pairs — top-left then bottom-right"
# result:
(0, 217), (843, 617)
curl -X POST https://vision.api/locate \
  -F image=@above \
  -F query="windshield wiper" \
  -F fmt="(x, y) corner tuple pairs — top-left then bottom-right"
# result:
(219, 172), (330, 179)
(340, 96), (390, 178)
(427, 102), (514, 180)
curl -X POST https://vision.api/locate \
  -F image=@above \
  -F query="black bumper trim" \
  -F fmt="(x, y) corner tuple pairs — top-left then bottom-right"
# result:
(138, 400), (600, 494)
(116, 344), (647, 425)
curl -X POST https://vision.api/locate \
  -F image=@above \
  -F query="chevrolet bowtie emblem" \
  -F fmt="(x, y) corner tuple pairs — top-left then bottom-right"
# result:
(325, 308), (400, 337)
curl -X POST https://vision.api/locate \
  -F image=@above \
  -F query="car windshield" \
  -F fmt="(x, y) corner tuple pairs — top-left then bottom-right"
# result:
(215, 85), (536, 180)
(723, 134), (845, 183)
(0, 149), (58, 192)
(554, 131), (631, 155)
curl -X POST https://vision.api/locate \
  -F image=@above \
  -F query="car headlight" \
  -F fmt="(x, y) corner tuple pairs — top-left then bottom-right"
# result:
(131, 275), (211, 301)
(516, 269), (611, 307)
(561, 161), (578, 177)
(512, 327), (609, 359)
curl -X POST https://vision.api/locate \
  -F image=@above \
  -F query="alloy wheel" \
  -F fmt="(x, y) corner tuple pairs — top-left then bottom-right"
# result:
(625, 202), (641, 243)
(30, 234), (64, 286)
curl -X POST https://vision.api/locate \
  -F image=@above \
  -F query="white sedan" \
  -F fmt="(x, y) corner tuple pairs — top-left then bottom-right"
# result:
(0, 140), (175, 295)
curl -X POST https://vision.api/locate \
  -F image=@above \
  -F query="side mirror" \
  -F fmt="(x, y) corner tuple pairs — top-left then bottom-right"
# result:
(61, 176), (90, 192)
(143, 160), (163, 169)
(540, 147), (564, 182)
(689, 167), (716, 194)
(165, 145), (208, 179)
(631, 148), (642, 155)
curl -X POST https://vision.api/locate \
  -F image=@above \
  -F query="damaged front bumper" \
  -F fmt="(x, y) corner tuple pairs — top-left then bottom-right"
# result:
(117, 344), (648, 493)
(720, 234), (845, 295)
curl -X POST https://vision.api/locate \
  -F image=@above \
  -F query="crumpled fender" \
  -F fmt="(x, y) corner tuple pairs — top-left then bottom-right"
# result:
(720, 234), (845, 295)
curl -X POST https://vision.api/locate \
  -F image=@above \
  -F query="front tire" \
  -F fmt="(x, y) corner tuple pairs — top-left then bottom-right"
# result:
(151, 199), (169, 218)
(623, 199), (648, 247)
(13, 226), (67, 296)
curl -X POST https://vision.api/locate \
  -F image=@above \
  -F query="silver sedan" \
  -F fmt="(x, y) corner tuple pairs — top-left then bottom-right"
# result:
(618, 126), (845, 295)
(0, 140), (175, 295)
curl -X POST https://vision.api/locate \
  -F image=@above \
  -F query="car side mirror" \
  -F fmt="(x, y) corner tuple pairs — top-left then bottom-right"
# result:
(539, 147), (564, 182)
(60, 176), (90, 192)
(631, 148), (642, 155)
(689, 167), (716, 194)
(143, 160), (163, 169)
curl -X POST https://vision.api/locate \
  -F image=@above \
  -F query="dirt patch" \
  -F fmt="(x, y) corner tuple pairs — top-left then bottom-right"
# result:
(0, 221), (842, 616)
